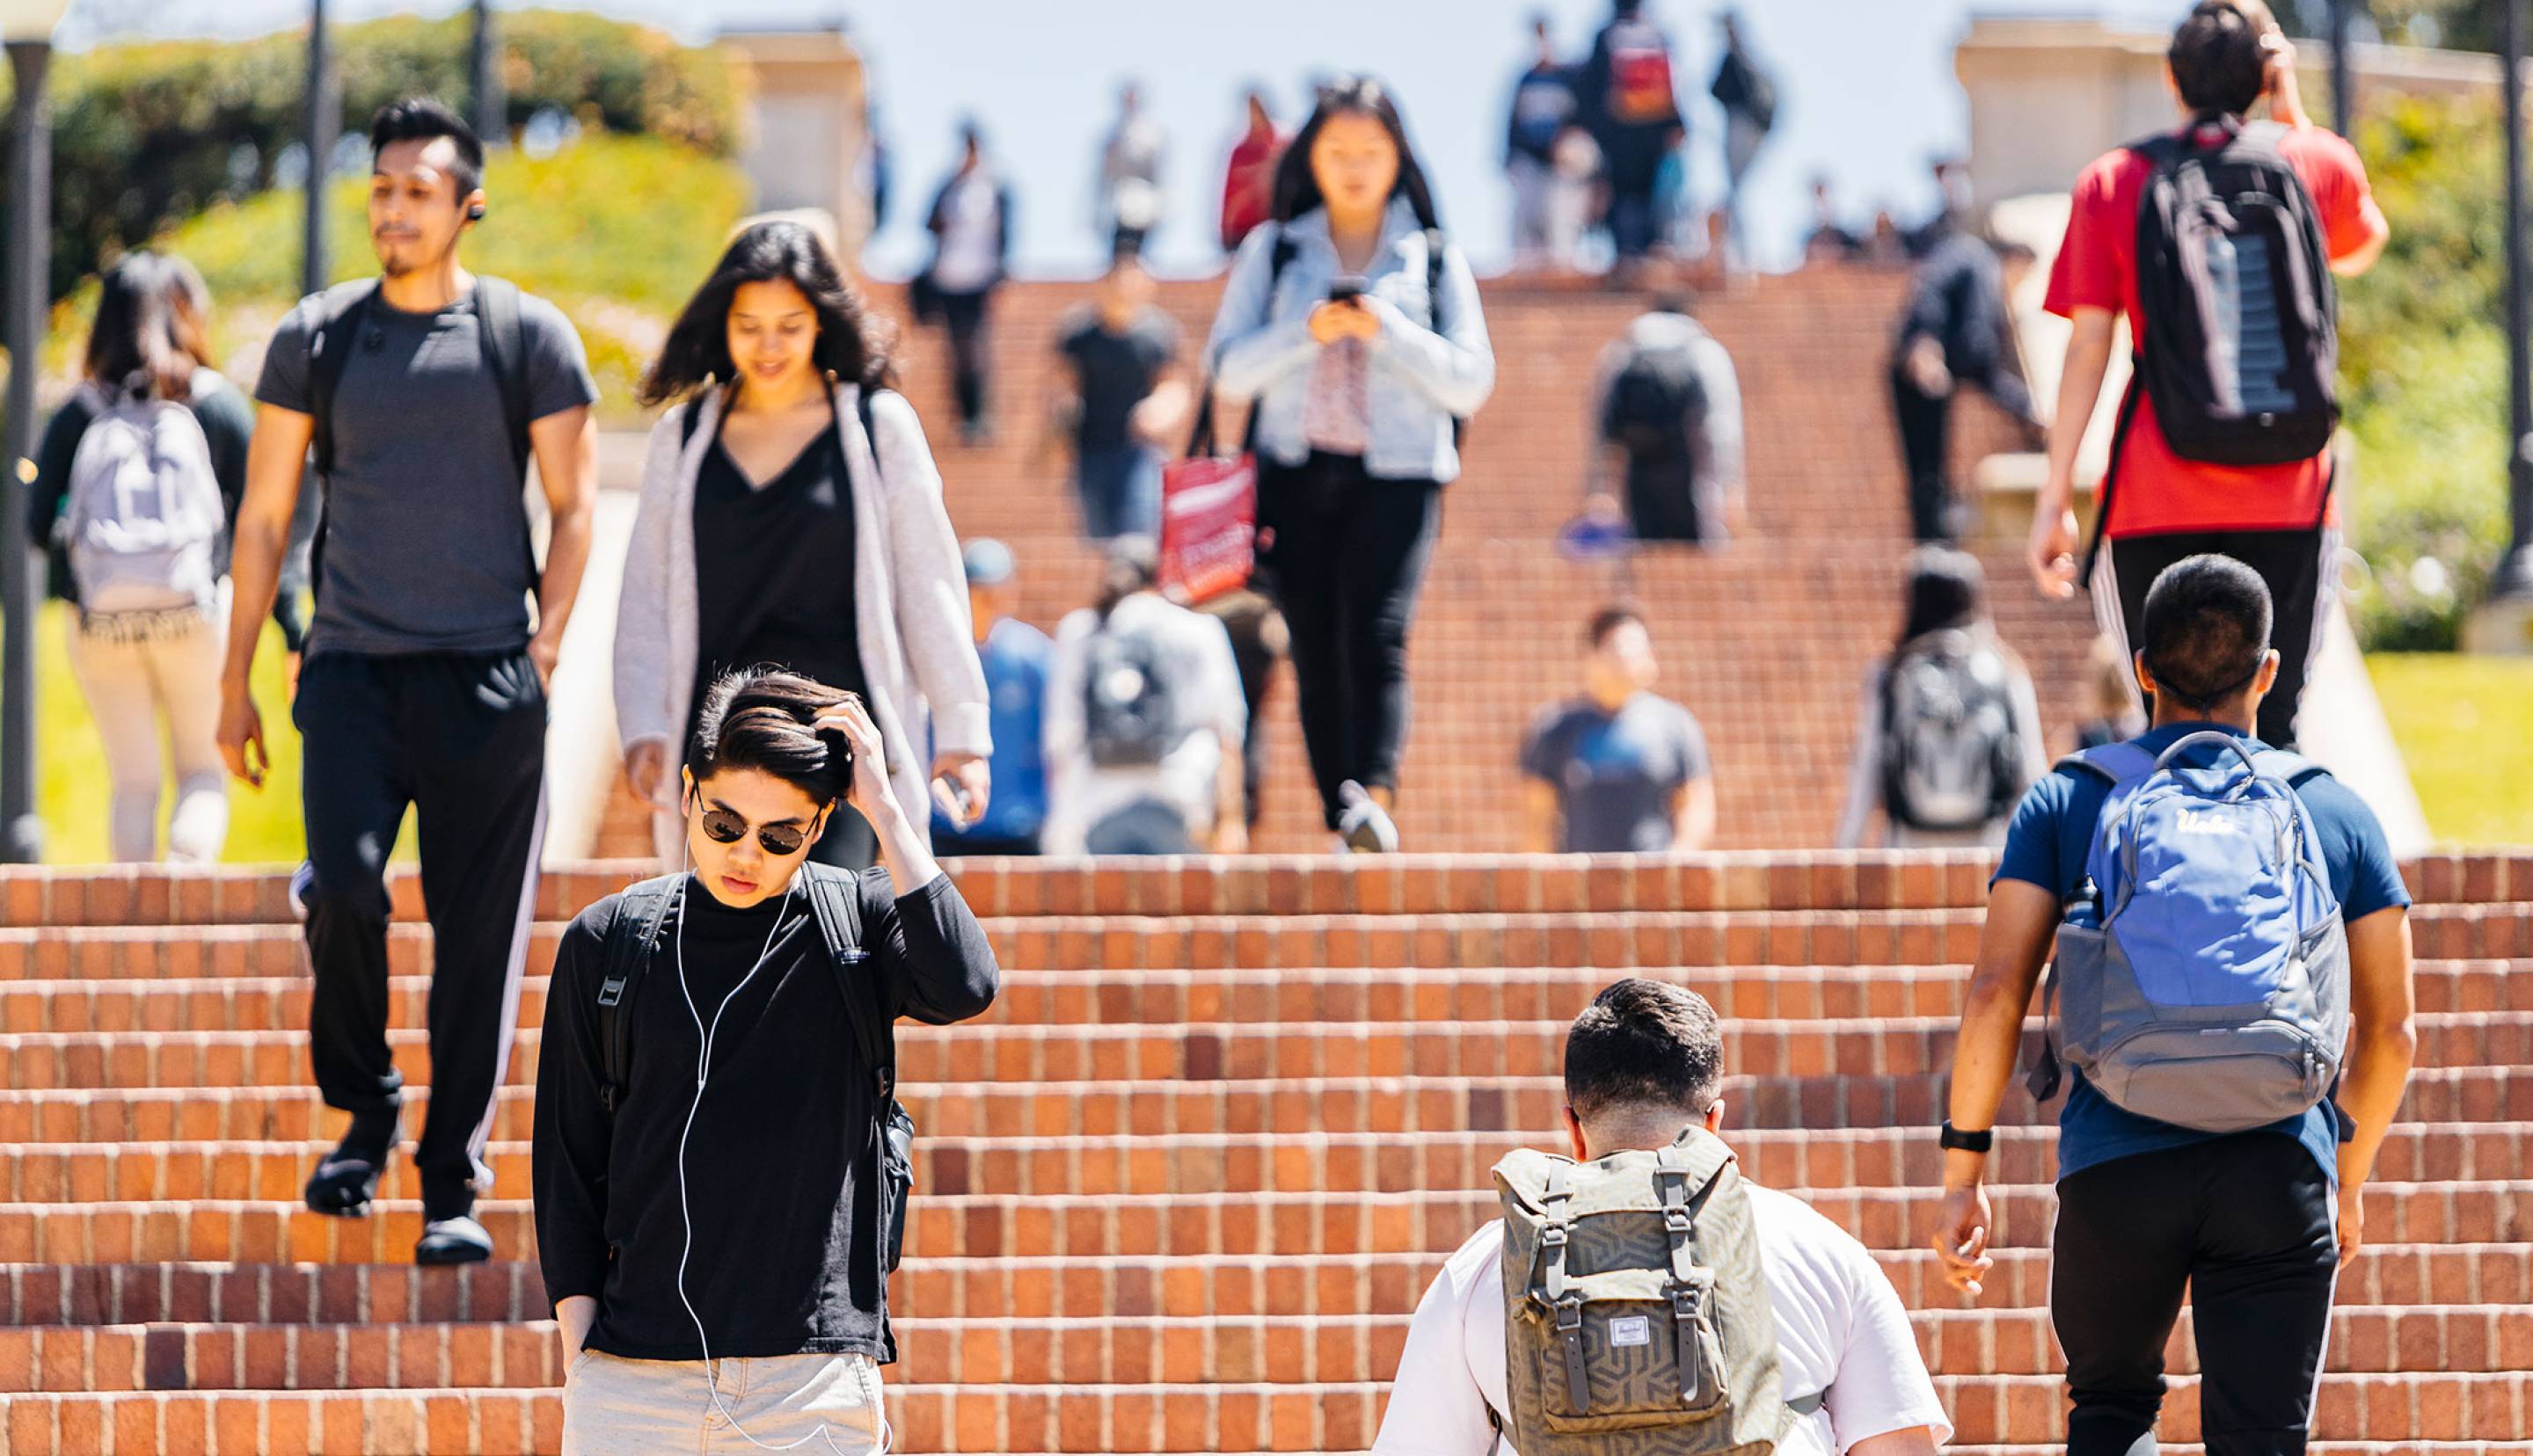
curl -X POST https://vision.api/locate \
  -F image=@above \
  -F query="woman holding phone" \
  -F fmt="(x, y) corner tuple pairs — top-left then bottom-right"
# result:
(1201, 76), (1494, 853)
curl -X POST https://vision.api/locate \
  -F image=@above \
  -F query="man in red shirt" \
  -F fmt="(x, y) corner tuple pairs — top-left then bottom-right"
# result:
(2029, 0), (2387, 749)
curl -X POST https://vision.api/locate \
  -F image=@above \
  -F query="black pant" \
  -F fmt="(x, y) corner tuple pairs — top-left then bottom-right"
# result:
(938, 288), (994, 429)
(1256, 453), (1442, 831)
(1891, 364), (1960, 542)
(296, 650), (547, 1219)
(1890, 359), (2040, 543)
(1624, 456), (1710, 543)
(2093, 525), (2331, 749)
(2053, 1136), (2339, 1456)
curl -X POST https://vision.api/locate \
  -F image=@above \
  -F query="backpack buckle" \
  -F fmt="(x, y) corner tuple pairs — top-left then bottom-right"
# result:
(596, 972), (627, 1008)
(1670, 1283), (1703, 1318)
(1539, 1223), (1569, 1249)
(1663, 1205), (1692, 1237)
(1553, 1293), (1585, 1332)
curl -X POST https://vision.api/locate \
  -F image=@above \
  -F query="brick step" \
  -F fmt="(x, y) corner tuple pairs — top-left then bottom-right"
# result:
(1935, 1371), (2533, 1445)
(1947, 1447), (2533, 1456)
(10, 851), (2522, 931)
(3, 1182), (2522, 1269)
(11, 1010), (2527, 1092)
(8, 1122), (2525, 1205)
(11, 957), (2529, 1037)
(8, 1242), (2519, 1333)
(0, 1320), (562, 1393)
(8, 1065), (2524, 1151)
(11, 1301), (2527, 1395)
(0, 1385), (558, 1455)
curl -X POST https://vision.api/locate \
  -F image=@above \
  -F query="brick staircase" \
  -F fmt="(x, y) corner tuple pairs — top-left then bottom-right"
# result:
(4, 852), (2531, 1452)
(598, 267), (2099, 859)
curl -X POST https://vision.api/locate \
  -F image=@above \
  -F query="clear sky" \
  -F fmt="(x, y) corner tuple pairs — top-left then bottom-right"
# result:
(62, 0), (2200, 278)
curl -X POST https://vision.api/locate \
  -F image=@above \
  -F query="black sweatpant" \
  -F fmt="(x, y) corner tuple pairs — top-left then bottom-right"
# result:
(1891, 364), (1960, 542)
(2053, 1135), (2339, 1456)
(1255, 452), (1442, 832)
(295, 649), (547, 1219)
(2091, 524), (2332, 750)
(938, 288), (994, 430)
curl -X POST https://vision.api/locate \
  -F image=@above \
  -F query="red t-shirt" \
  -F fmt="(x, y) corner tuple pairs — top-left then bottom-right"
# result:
(2044, 123), (2381, 537)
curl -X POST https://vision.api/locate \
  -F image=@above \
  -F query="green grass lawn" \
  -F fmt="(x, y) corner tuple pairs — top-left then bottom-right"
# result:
(2368, 652), (2533, 847)
(20, 600), (402, 866)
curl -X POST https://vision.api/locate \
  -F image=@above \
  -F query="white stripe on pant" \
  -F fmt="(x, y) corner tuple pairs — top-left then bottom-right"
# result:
(62, 599), (230, 863)
(562, 1350), (886, 1455)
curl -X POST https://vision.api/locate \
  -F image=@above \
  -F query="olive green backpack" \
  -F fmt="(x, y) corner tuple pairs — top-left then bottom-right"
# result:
(1490, 1128), (1806, 1455)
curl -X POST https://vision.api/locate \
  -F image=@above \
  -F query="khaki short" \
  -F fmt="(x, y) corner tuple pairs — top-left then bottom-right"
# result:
(561, 1349), (885, 1455)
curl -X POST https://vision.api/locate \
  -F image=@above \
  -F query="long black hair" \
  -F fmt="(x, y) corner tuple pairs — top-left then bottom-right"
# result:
(1894, 544), (1989, 651)
(85, 252), (197, 404)
(1269, 75), (1443, 231)
(639, 220), (898, 407)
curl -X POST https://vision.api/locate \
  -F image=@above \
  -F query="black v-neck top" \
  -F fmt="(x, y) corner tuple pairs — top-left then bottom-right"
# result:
(691, 410), (865, 727)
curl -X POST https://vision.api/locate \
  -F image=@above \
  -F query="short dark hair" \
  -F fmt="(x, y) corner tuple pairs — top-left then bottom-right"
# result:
(369, 98), (486, 199)
(2141, 554), (2274, 711)
(1566, 979), (1725, 1122)
(1586, 605), (1646, 649)
(1897, 544), (1988, 651)
(2169, 1), (2271, 117)
(685, 666), (858, 808)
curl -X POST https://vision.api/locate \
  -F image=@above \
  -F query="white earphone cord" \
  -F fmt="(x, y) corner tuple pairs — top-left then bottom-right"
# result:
(669, 842), (894, 1454)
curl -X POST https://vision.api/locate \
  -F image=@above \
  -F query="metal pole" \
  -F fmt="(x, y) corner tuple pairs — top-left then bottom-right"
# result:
(303, 0), (337, 297)
(469, 0), (503, 148)
(2497, 0), (2533, 601)
(3, 40), (54, 863)
(2329, 0), (2355, 140)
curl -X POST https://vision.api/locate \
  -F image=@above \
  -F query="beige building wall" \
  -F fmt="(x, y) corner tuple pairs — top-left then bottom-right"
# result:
(719, 28), (872, 259)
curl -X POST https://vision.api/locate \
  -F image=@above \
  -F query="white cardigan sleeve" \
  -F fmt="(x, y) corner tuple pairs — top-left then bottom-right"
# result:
(870, 389), (992, 758)
(612, 407), (686, 756)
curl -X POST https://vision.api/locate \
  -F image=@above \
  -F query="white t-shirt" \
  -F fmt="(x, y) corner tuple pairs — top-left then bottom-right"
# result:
(1371, 1183), (1953, 1456)
(931, 171), (1004, 295)
(1040, 594), (1247, 854)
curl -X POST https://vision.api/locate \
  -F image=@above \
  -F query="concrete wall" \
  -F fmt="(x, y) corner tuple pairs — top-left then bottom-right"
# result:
(720, 28), (872, 259)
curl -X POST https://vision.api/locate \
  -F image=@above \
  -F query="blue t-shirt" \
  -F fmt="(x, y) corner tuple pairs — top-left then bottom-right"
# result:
(936, 617), (1051, 845)
(1992, 722), (2412, 1184)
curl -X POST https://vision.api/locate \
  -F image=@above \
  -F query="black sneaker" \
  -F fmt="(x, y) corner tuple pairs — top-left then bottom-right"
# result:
(303, 1108), (399, 1217)
(416, 1216), (494, 1266)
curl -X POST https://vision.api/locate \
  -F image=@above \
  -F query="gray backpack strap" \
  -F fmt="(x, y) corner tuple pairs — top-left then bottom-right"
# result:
(1653, 1141), (1725, 1405)
(1539, 1161), (1591, 1416)
(305, 280), (378, 484)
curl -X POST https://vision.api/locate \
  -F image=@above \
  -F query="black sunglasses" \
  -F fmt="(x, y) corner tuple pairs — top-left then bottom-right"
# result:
(694, 801), (815, 857)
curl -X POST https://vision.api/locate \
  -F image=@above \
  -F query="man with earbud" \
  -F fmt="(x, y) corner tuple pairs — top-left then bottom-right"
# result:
(216, 97), (602, 1264)
(535, 667), (1000, 1452)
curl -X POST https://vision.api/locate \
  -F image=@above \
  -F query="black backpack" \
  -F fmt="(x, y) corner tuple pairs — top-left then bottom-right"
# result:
(1600, 342), (1710, 464)
(2129, 118), (2338, 466)
(595, 864), (917, 1273)
(303, 277), (533, 607)
(1879, 630), (2023, 834)
(1082, 619), (1181, 768)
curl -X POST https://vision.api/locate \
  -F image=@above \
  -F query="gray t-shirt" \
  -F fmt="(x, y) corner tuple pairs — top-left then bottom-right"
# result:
(1519, 692), (1712, 853)
(257, 282), (597, 657)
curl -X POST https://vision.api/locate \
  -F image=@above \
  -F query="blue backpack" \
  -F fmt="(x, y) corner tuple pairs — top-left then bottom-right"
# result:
(2026, 731), (2349, 1133)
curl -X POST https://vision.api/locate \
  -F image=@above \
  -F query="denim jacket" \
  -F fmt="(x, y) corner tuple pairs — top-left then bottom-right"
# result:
(1202, 198), (1495, 483)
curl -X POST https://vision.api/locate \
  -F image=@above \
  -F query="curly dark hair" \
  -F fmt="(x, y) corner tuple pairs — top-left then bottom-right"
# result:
(1564, 979), (1725, 1123)
(639, 220), (898, 407)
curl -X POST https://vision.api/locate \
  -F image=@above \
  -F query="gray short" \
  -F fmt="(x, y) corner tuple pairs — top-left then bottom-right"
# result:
(561, 1349), (885, 1455)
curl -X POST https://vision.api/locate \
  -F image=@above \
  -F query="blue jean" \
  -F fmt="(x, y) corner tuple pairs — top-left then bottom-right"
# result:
(1076, 443), (1163, 541)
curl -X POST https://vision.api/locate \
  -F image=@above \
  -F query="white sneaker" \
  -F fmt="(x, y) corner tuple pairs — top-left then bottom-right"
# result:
(1336, 782), (1398, 855)
(288, 862), (315, 922)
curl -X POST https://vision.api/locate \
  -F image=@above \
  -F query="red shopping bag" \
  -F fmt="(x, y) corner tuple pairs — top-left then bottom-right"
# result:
(1157, 454), (1257, 605)
(1157, 384), (1258, 605)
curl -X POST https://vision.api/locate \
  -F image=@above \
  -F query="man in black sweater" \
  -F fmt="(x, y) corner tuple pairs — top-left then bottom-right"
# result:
(1889, 226), (2045, 542)
(534, 668), (998, 1452)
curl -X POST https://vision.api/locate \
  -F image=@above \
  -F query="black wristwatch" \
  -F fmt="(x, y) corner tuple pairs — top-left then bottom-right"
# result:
(1938, 1120), (1994, 1154)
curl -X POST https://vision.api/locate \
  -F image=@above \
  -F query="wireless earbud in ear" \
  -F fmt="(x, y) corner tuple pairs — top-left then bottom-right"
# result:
(465, 200), (486, 222)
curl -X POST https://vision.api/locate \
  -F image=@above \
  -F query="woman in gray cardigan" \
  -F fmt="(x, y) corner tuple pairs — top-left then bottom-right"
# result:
(616, 221), (990, 865)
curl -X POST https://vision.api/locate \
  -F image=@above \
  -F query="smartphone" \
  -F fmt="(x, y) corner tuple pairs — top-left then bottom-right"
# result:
(1327, 278), (1366, 305)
